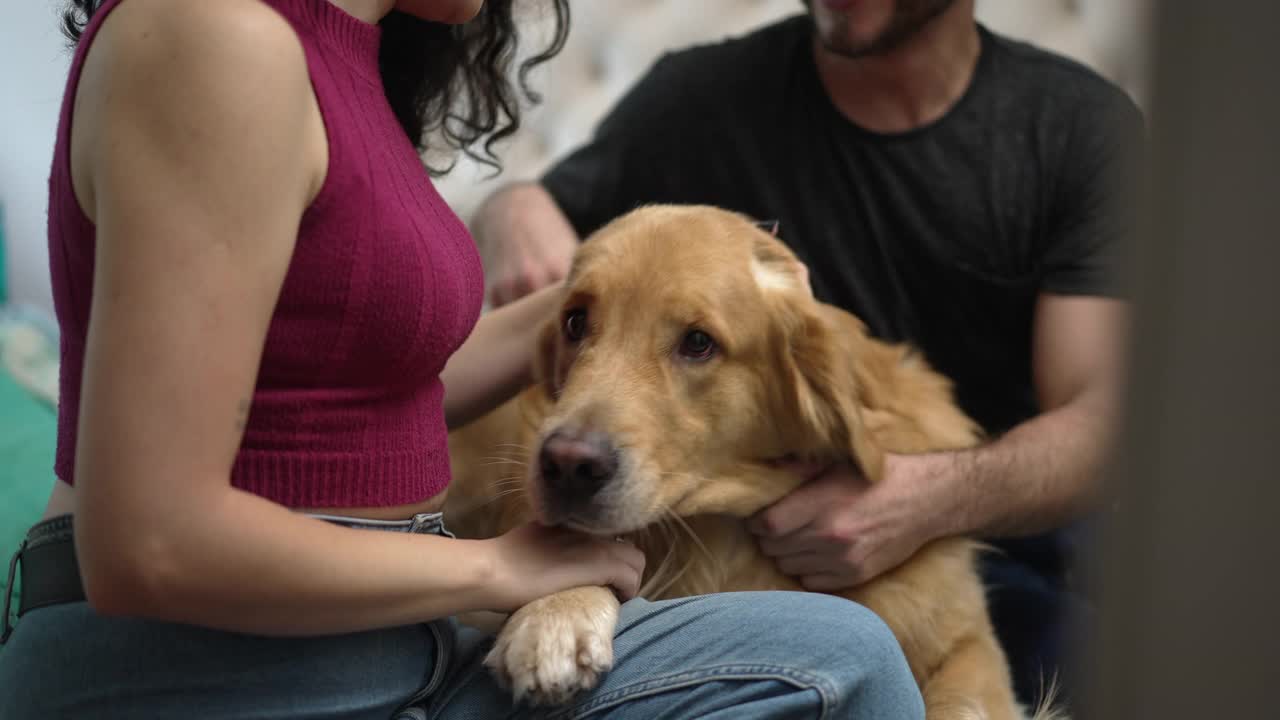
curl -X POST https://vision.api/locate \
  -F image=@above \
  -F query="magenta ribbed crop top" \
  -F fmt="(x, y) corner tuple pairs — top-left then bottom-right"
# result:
(47, 0), (484, 507)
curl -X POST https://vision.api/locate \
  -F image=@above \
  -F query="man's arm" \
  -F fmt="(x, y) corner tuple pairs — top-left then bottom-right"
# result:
(750, 293), (1127, 589)
(751, 76), (1143, 589)
(935, 87), (1143, 537)
(915, 293), (1127, 537)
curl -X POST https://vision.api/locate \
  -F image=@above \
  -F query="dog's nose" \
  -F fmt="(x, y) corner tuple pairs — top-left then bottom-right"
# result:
(538, 429), (618, 498)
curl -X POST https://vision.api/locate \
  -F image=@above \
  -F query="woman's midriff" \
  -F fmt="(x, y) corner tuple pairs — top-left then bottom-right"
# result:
(41, 480), (449, 521)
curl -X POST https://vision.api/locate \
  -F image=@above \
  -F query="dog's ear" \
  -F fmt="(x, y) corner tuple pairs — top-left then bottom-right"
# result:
(789, 309), (886, 481)
(749, 232), (812, 297)
(747, 232), (883, 479)
(764, 293), (885, 483)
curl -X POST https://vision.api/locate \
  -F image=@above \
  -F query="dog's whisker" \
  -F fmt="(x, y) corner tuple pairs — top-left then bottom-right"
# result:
(639, 516), (685, 599)
(661, 507), (722, 595)
(478, 457), (528, 468)
(477, 454), (525, 461)
(477, 487), (527, 510)
(671, 513), (714, 567)
(480, 446), (530, 457)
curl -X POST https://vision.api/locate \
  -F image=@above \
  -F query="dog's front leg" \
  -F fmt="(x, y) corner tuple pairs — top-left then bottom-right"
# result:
(485, 585), (619, 706)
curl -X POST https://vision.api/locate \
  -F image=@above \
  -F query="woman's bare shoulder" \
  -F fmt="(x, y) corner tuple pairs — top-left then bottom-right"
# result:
(72, 0), (322, 220)
(83, 0), (310, 97)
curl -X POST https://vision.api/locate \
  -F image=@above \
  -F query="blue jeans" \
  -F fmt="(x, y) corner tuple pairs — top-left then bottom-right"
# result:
(0, 592), (922, 719)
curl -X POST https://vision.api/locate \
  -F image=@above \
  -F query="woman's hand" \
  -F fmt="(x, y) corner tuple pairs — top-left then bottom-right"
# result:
(484, 523), (646, 611)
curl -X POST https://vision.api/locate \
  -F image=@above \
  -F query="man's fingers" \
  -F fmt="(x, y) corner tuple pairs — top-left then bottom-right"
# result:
(774, 552), (835, 577)
(488, 286), (510, 308)
(747, 506), (804, 538)
(510, 263), (559, 302)
(748, 483), (825, 537)
(756, 530), (825, 557)
(490, 274), (540, 308)
(747, 502), (808, 538)
(511, 269), (538, 299)
(546, 262), (568, 284)
(489, 273), (524, 307)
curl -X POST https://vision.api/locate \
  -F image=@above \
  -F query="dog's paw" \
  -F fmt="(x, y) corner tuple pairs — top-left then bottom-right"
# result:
(484, 592), (618, 706)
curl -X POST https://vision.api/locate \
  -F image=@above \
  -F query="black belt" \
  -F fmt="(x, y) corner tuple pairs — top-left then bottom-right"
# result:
(2, 515), (80, 643)
(1, 511), (453, 644)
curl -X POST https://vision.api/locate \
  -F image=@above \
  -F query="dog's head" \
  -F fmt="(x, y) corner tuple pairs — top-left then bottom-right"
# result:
(529, 205), (885, 533)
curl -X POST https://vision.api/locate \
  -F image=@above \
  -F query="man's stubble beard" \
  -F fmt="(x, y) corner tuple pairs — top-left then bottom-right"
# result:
(804, 0), (958, 58)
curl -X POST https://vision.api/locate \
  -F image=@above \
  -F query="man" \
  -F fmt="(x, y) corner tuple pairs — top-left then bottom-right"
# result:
(471, 0), (1143, 705)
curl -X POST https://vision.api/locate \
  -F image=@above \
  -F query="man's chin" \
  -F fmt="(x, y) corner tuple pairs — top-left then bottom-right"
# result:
(812, 15), (881, 58)
(819, 35), (873, 59)
(811, 0), (961, 60)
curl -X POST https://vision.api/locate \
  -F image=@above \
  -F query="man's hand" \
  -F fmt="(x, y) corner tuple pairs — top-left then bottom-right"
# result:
(748, 294), (1125, 580)
(472, 183), (580, 308)
(747, 455), (949, 591)
(485, 228), (576, 307)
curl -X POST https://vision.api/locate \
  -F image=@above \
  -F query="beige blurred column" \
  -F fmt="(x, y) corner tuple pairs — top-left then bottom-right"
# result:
(1087, 3), (1280, 719)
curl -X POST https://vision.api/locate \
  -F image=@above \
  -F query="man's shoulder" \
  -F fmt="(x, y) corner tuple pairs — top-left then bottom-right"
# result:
(980, 25), (1142, 119)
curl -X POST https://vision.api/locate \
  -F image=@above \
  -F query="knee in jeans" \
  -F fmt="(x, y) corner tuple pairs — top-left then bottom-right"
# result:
(760, 593), (924, 717)
(786, 593), (900, 653)
(759, 593), (914, 681)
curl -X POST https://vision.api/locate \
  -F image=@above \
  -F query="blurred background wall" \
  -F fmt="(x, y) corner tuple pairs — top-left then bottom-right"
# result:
(1086, 2), (1280, 717)
(1, 0), (1153, 314)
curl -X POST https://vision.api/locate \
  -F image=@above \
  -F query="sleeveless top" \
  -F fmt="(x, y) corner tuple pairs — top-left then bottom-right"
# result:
(47, 0), (484, 507)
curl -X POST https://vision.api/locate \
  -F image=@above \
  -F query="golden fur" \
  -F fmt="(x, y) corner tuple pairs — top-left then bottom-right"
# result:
(447, 205), (1057, 719)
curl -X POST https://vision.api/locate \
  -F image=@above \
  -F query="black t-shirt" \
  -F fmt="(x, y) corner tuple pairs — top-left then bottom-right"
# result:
(543, 15), (1144, 438)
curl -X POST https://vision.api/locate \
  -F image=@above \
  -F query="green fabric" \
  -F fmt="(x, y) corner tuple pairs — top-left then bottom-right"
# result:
(0, 362), (58, 633)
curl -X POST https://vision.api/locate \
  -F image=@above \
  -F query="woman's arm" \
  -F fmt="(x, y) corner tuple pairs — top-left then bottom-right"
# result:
(72, 0), (639, 636)
(441, 282), (563, 429)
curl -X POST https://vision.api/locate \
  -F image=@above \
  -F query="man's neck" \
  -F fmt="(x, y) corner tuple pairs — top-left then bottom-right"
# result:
(814, 3), (980, 134)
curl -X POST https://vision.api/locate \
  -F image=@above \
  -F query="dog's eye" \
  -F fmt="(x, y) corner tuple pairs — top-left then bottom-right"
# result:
(678, 330), (717, 361)
(564, 309), (588, 342)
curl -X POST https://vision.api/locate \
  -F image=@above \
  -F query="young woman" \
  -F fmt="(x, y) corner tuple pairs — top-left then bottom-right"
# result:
(0, 1), (925, 717)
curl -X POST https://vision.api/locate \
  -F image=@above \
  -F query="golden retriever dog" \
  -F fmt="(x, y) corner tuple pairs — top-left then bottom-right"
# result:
(446, 205), (1057, 720)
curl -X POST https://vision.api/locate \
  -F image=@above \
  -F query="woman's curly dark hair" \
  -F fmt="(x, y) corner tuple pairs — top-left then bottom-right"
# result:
(60, 1), (570, 177)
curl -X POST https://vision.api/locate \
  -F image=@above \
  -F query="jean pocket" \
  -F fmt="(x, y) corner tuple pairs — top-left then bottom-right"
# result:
(398, 620), (456, 709)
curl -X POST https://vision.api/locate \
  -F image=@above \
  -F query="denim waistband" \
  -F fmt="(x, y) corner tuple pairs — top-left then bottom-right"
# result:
(20, 510), (454, 545)
(301, 511), (455, 538)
